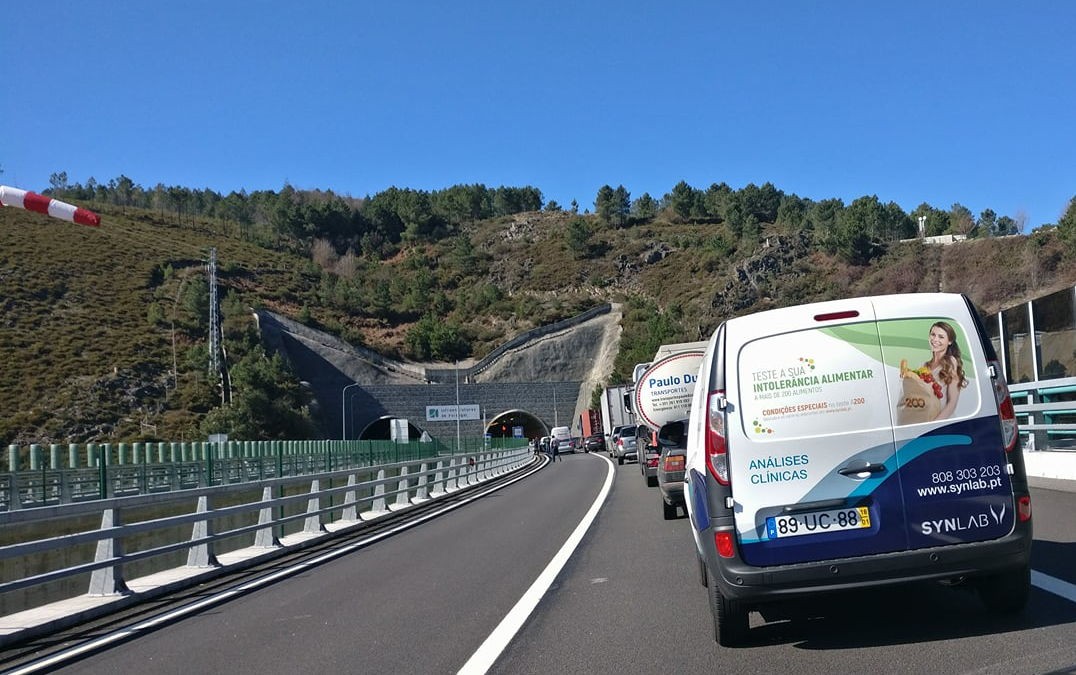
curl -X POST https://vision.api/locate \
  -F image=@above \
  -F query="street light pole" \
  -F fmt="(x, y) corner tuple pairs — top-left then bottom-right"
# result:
(341, 382), (361, 440)
(455, 361), (461, 454)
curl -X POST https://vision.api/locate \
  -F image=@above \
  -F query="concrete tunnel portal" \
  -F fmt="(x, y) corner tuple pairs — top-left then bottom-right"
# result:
(357, 410), (548, 442)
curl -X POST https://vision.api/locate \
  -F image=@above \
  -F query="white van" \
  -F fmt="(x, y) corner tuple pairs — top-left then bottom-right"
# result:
(684, 293), (1032, 645)
(549, 426), (573, 453)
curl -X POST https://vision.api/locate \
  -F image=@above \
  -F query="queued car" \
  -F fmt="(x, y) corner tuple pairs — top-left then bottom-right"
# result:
(612, 425), (639, 465)
(656, 419), (688, 519)
(583, 434), (605, 453)
(606, 424), (634, 456)
(638, 425), (660, 486)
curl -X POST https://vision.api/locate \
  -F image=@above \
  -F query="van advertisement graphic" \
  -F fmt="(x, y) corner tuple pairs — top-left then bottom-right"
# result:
(634, 352), (704, 430)
(730, 315), (1007, 566)
(739, 318), (979, 439)
(739, 328), (891, 440)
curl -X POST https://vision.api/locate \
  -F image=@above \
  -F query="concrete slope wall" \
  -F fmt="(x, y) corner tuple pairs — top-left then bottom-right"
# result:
(255, 304), (623, 439)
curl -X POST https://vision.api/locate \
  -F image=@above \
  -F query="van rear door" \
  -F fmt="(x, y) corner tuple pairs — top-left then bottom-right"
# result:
(726, 298), (907, 567)
(872, 294), (1016, 551)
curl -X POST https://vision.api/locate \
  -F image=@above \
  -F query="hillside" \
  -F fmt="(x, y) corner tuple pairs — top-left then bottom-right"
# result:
(1, 200), (1074, 446)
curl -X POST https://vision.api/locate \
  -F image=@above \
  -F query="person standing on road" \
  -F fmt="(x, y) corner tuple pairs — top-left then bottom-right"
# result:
(550, 437), (561, 462)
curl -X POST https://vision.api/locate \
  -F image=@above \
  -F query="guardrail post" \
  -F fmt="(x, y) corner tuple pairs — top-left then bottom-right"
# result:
(8, 471), (20, 510)
(431, 460), (445, 496)
(395, 466), (411, 508)
(6, 444), (17, 473)
(448, 458), (459, 491)
(304, 480), (326, 533)
(372, 469), (387, 513)
(88, 508), (129, 596)
(254, 486), (280, 548)
(187, 495), (218, 568)
(342, 474), (359, 522)
(416, 463), (429, 501)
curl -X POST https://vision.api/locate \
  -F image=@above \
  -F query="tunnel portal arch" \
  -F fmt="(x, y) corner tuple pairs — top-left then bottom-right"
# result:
(358, 416), (426, 442)
(485, 409), (547, 441)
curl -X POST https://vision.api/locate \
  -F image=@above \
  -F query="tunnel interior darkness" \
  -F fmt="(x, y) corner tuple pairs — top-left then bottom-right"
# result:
(486, 410), (547, 440)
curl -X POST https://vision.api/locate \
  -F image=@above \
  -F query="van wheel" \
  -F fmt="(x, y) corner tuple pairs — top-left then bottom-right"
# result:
(663, 500), (678, 520)
(978, 564), (1031, 613)
(707, 567), (749, 646)
(647, 475), (658, 487)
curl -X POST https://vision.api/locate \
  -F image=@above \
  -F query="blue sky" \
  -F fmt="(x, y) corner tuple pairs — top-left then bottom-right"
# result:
(3, 2), (1075, 229)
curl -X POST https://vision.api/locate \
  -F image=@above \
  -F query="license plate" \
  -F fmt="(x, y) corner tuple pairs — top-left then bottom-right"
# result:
(766, 507), (871, 539)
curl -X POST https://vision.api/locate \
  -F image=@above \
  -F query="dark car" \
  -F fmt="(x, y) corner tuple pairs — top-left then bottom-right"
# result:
(583, 434), (604, 453)
(656, 419), (688, 519)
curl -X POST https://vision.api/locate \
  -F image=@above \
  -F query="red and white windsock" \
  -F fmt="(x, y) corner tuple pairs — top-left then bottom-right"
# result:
(0, 185), (101, 227)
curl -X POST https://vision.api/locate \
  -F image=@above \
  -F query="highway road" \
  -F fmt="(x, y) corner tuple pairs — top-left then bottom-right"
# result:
(23, 452), (1076, 674)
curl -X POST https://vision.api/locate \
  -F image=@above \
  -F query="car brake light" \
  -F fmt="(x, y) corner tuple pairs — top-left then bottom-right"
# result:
(1017, 495), (1032, 522)
(988, 361), (1018, 452)
(715, 531), (734, 558)
(705, 390), (729, 485)
(663, 455), (685, 471)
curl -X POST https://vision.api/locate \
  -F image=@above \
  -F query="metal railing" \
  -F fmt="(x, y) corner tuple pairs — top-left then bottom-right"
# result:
(1009, 376), (1076, 451)
(1, 437), (520, 512)
(0, 445), (536, 646)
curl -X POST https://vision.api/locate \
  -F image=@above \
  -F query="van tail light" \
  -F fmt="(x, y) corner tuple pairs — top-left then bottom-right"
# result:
(715, 531), (735, 558)
(706, 390), (729, 485)
(988, 361), (1018, 452)
(1017, 495), (1032, 522)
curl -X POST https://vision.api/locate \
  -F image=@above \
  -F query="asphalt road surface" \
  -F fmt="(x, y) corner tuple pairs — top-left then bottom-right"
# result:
(30, 453), (1076, 674)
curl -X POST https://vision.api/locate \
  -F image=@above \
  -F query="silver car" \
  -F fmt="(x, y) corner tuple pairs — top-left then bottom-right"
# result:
(612, 425), (638, 465)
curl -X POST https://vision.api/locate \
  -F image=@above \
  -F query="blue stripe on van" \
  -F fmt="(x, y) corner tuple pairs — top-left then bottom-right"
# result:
(688, 469), (710, 533)
(736, 416), (1012, 564)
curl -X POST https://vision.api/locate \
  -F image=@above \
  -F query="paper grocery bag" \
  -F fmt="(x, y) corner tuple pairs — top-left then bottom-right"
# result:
(897, 372), (943, 425)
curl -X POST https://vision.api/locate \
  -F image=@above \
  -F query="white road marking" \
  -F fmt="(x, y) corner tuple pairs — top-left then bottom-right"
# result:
(457, 454), (615, 675)
(1031, 570), (1076, 603)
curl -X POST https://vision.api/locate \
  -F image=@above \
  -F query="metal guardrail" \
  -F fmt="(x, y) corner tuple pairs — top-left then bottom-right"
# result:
(1009, 376), (1076, 451)
(1, 437), (516, 511)
(0, 445), (535, 646)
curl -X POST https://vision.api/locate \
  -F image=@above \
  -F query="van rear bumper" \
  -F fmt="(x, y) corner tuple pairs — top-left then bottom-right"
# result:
(706, 522), (1032, 604)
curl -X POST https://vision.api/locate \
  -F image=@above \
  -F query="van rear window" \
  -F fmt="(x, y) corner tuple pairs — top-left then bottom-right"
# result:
(738, 317), (981, 441)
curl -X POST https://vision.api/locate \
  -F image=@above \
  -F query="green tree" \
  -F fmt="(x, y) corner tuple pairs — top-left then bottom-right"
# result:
(49, 171), (69, 194)
(703, 182), (732, 221)
(979, 209), (998, 237)
(594, 185), (630, 227)
(995, 215), (1019, 236)
(911, 203), (949, 237)
(566, 217), (593, 258)
(776, 195), (809, 230)
(1058, 197), (1076, 252)
(631, 192), (658, 221)
(949, 203), (975, 236)
(666, 181), (700, 222)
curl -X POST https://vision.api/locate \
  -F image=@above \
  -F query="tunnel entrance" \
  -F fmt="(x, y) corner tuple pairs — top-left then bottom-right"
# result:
(485, 410), (547, 441)
(358, 416), (426, 442)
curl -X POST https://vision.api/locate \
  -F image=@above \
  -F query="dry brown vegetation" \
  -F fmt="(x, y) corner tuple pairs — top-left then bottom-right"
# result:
(2, 202), (1073, 445)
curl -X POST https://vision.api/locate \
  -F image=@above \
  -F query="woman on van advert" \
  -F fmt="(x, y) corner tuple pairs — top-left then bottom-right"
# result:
(925, 321), (968, 420)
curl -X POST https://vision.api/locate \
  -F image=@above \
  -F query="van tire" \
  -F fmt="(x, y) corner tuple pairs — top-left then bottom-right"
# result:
(978, 564), (1031, 613)
(663, 500), (678, 520)
(647, 475), (658, 487)
(707, 567), (749, 646)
